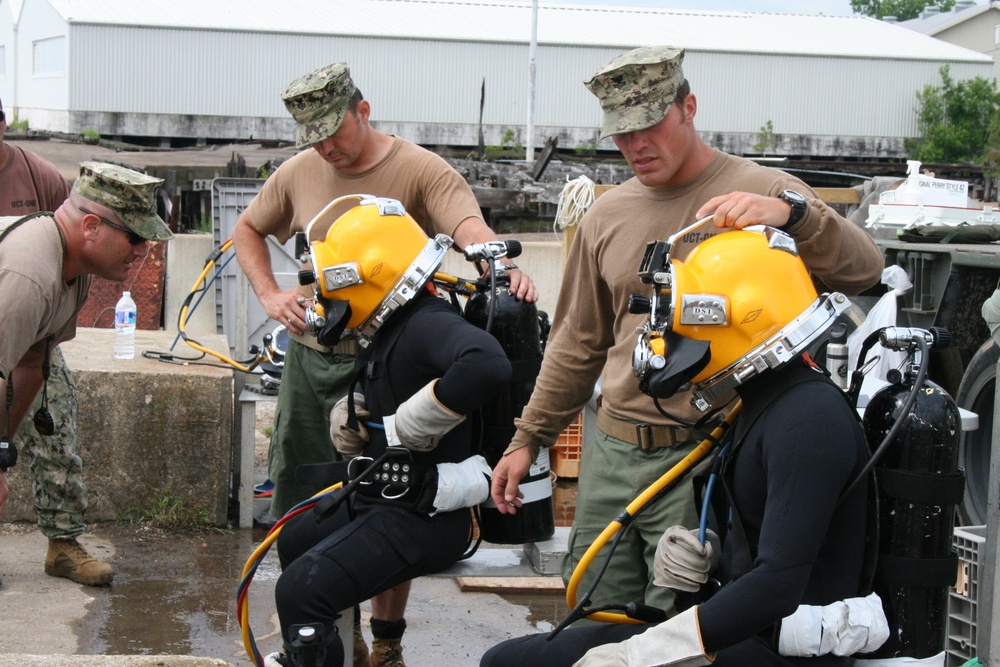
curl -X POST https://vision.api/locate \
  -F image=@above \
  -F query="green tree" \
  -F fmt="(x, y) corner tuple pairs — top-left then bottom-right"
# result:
(752, 120), (777, 156)
(850, 0), (955, 20)
(905, 65), (1000, 164)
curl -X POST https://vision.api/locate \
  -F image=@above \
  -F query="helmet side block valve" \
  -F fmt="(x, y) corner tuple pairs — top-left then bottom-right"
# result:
(637, 241), (671, 285)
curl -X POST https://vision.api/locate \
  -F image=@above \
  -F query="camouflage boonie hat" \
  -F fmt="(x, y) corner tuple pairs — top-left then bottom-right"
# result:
(281, 63), (357, 148)
(72, 161), (172, 241)
(585, 45), (685, 140)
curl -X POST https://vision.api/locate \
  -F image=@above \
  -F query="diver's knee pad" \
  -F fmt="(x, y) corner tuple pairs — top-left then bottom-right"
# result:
(284, 622), (345, 667)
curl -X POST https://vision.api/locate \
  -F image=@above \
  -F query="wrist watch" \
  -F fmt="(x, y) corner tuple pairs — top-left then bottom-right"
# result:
(778, 190), (808, 229)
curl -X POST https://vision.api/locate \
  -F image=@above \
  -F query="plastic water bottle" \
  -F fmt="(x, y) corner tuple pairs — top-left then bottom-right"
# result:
(114, 291), (137, 360)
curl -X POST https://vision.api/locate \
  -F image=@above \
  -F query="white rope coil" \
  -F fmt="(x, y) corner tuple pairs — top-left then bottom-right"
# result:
(553, 175), (596, 236)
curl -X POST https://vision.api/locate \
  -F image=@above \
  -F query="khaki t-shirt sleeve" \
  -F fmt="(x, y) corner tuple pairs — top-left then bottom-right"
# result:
(244, 167), (296, 244)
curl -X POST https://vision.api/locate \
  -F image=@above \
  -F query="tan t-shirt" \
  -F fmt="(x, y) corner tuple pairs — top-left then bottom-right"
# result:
(0, 215), (91, 379)
(510, 150), (885, 452)
(247, 136), (482, 245)
(0, 145), (71, 215)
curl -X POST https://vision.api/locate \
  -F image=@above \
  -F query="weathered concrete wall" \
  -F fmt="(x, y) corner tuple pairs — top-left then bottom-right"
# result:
(164, 233), (218, 336)
(4, 329), (234, 526)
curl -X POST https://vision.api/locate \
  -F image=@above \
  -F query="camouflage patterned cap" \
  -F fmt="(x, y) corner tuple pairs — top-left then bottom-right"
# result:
(281, 63), (357, 148)
(72, 161), (173, 241)
(584, 46), (686, 140)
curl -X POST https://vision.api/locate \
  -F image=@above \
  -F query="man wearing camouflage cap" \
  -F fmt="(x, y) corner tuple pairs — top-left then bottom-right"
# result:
(0, 160), (170, 587)
(233, 62), (536, 667)
(488, 44), (884, 640)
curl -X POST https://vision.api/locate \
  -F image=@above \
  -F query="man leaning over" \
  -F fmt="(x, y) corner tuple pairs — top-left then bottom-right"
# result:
(490, 45), (884, 618)
(0, 161), (172, 585)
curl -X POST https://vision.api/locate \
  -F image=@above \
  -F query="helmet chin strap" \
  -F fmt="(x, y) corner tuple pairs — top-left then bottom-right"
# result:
(691, 292), (851, 412)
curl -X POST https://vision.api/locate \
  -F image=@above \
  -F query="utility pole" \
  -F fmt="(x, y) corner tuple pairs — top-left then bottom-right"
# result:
(526, 0), (538, 165)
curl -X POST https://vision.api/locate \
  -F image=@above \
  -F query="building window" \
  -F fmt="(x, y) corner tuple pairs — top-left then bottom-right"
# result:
(33, 35), (65, 77)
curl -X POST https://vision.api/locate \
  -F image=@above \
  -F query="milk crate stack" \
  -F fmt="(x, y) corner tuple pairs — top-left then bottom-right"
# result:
(947, 525), (985, 667)
(551, 413), (583, 479)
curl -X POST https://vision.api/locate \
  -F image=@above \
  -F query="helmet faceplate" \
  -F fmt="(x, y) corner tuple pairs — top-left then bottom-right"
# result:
(633, 220), (849, 410)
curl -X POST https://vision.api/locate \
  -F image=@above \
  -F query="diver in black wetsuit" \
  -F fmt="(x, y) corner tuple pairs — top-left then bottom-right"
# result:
(482, 224), (888, 667)
(268, 196), (512, 667)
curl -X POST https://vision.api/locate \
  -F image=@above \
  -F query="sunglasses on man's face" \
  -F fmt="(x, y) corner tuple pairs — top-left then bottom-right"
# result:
(0, 110), (5, 124)
(78, 206), (146, 245)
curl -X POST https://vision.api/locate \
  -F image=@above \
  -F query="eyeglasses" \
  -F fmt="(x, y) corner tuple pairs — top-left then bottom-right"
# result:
(78, 206), (146, 245)
(0, 110), (5, 123)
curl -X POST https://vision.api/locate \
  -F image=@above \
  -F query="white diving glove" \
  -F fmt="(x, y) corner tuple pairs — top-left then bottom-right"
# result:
(573, 606), (713, 667)
(778, 592), (889, 657)
(263, 652), (286, 667)
(329, 392), (370, 460)
(391, 380), (465, 452)
(428, 454), (492, 514)
(653, 526), (720, 593)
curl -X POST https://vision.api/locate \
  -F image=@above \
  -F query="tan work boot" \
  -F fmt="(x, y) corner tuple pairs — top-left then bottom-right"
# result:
(45, 538), (114, 586)
(366, 637), (405, 667)
(353, 624), (370, 667)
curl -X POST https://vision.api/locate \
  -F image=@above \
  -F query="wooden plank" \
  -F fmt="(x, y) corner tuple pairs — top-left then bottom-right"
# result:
(456, 576), (566, 594)
(814, 187), (862, 205)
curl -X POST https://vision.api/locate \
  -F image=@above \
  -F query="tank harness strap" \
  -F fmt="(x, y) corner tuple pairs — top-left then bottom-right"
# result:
(0, 211), (54, 243)
(870, 467), (963, 590)
(876, 467), (965, 506)
(875, 554), (958, 589)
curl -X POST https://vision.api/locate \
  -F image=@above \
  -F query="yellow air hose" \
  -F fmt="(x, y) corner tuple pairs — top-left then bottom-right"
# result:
(564, 403), (741, 624)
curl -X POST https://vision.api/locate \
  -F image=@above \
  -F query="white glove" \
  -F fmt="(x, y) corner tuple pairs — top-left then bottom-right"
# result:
(430, 455), (492, 514)
(573, 606), (712, 667)
(653, 526), (719, 592)
(263, 652), (286, 667)
(329, 392), (370, 460)
(573, 641), (627, 667)
(778, 592), (889, 657)
(391, 380), (465, 452)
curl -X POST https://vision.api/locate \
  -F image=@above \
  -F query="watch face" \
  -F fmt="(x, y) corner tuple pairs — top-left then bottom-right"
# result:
(782, 190), (806, 205)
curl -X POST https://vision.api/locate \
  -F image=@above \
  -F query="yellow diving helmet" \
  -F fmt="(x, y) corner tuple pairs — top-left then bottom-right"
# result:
(631, 218), (850, 411)
(303, 194), (452, 348)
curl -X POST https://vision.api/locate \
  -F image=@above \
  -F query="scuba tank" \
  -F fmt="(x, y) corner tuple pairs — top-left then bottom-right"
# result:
(860, 326), (964, 660)
(464, 276), (555, 544)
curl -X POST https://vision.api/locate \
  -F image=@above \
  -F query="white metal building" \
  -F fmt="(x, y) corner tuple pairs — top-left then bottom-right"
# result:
(0, 0), (994, 157)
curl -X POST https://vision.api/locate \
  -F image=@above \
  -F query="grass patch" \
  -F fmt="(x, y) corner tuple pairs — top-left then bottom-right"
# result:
(118, 489), (229, 533)
(262, 425), (274, 438)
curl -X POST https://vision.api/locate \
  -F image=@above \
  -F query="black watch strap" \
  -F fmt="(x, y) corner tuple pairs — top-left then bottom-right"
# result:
(779, 190), (807, 230)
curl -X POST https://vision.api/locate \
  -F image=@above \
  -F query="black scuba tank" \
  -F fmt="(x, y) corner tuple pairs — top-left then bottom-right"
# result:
(862, 369), (963, 659)
(464, 277), (555, 544)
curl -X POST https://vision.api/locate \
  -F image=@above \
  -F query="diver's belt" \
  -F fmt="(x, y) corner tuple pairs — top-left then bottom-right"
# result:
(296, 451), (436, 512)
(597, 409), (695, 452)
(288, 330), (360, 355)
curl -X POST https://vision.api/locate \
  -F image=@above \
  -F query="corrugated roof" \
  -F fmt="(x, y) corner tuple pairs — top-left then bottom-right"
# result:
(44, 0), (992, 62)
(900, 0), (1000, 35)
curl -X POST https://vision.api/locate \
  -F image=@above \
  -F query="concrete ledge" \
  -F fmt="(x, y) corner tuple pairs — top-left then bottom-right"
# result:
(5, 329), (234, 525)
(0, 658), (234, 667)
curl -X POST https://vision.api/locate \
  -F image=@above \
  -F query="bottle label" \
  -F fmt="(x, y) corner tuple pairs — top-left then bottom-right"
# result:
(115, 311), (137, 326)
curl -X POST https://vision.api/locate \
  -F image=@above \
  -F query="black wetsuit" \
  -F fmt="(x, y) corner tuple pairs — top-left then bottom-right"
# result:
(276, 293), (512, 666)
(481, 359), (869, 667)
